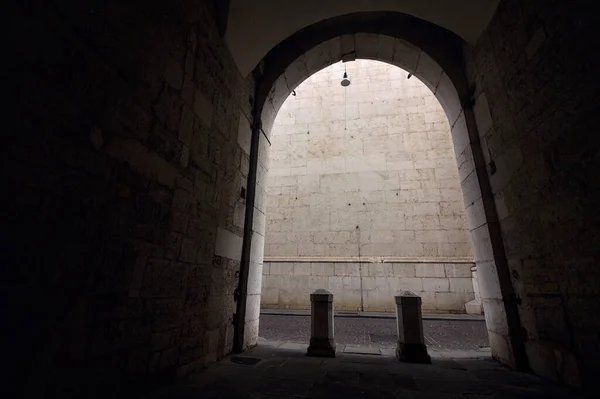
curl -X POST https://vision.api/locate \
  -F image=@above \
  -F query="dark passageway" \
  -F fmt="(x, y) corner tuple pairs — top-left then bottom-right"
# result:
(3, 1), (598, 397)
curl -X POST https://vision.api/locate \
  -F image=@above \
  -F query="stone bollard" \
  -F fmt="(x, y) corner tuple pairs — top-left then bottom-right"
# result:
(465, 265), (484, 315)
(306, 289), (336, 357)
(395, 291), (431, 364)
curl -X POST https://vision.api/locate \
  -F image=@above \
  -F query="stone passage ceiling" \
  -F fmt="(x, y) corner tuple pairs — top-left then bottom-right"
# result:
(225, 0), (500, 75)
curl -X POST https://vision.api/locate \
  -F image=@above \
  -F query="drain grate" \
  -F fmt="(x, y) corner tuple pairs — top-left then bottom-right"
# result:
(230, 356), (262, 365)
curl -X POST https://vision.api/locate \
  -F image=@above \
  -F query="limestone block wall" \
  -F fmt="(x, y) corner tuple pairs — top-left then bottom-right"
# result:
(262, 260), (475, 312)
(265, 61), (472, 259)
(262, 60), (475, 312)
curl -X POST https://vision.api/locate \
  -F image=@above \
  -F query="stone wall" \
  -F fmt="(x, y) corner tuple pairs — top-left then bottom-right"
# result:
(265, 61), (472, 259)
(5, 0), (598, 392)
(262, 60), (475, 312)
(465, 0), (598, 386)
(4, 1), (252, 396)
(262, 260), (475, 312)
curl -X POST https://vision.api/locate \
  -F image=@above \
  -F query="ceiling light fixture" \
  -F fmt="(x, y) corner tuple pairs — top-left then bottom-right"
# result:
(341, 72), (351, 86)
(340, 63), (351, 87)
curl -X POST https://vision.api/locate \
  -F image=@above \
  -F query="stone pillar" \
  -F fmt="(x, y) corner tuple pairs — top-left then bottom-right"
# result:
(306, 289), (336, 357)
(395, 291), (431, 364)
(465, 265), (484, 315)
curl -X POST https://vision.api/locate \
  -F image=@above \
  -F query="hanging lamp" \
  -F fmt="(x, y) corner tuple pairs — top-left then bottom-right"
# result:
(340, 63), (351, 86)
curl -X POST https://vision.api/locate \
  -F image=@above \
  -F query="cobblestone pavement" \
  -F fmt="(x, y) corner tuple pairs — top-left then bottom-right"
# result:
(154, 342), (592, 399)
(259, 315), (489, 352)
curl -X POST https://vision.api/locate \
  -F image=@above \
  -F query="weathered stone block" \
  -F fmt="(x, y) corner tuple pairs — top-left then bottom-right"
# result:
(415, 263), (445, 278)
(423, 277), (450, 293)
(435, 292), (473, 311)
(270, 262), (294, 275)
(164, 58), (183, 89)
(392, 263), (417, 277)
(444, 263), (473, 278)
(368, 263), (393, 277)
(449, 277), (474, 293)
(194, 90), (213, 127)
(214, 227), (243, 261)
(311, 262), (335, 276)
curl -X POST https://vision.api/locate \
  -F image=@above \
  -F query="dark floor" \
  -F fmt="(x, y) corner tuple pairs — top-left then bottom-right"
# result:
(154, 342), (591, 399)
(260, 315), (489, 352)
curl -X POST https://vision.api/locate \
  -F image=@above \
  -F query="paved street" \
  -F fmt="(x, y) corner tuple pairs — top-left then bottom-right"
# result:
(259, 315), (489, 352)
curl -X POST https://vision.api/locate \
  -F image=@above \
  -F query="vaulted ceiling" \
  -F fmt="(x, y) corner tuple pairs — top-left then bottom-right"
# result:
(224, 0), (500, 76)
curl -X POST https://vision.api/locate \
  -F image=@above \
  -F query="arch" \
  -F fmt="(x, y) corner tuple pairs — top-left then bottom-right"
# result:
(225, 1), (500, 75)
(254, 12), (469, 134)
(241, 12), (528, 371)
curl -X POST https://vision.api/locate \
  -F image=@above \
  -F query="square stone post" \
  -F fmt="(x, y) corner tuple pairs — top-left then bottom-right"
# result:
(395, 291), (431, 364)
(465, 265), (484, 315)
(306, 289), (336, 357)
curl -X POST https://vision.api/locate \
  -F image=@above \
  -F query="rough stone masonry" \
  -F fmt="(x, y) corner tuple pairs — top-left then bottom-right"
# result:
(4, 0), (255, 396)
(4, 0), (599, 395)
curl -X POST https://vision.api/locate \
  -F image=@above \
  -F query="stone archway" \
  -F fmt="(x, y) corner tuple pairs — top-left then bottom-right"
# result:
(237, 12), (528, 371)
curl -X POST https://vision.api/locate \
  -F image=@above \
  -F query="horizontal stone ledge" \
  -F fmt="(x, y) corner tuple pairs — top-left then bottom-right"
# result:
(260, 308), (485, 321)
(264, 256), (375, 263)
(263, 256), (474, 264)
(382, 257), (474, 264)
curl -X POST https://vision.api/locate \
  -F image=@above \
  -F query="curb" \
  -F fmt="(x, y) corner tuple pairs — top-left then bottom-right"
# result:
(260, 309), (485, 321)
